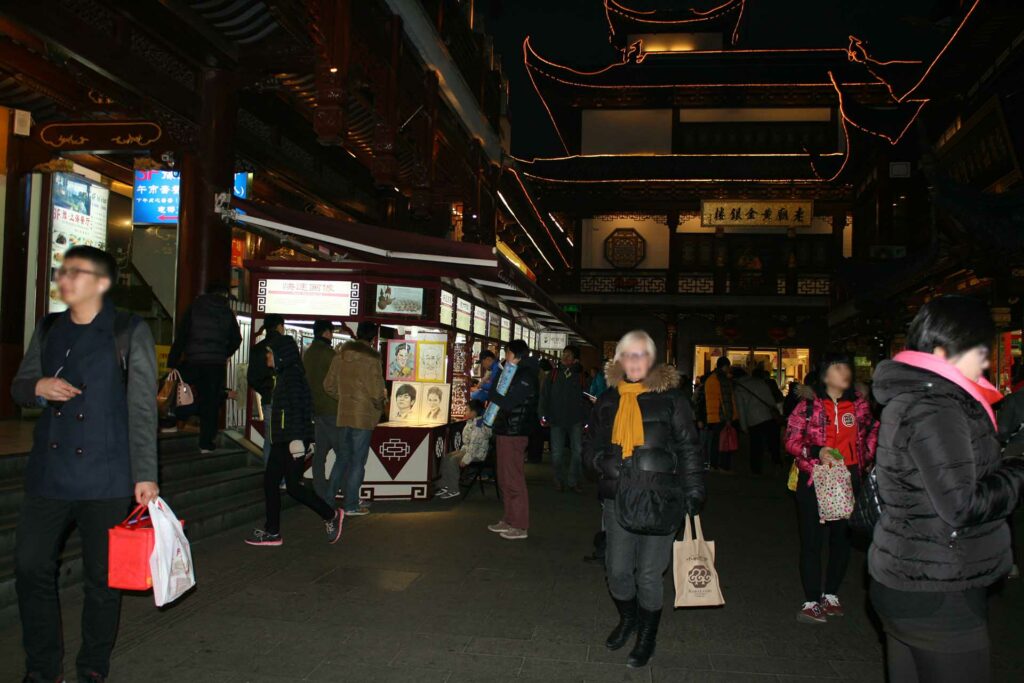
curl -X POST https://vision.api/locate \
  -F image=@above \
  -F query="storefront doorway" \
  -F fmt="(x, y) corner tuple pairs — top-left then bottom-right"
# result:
(693, 345), (811, 389)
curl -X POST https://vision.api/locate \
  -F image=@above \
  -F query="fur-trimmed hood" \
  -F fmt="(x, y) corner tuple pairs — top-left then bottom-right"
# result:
(340, 339), (380, 361)
(604, 361), (679, 393)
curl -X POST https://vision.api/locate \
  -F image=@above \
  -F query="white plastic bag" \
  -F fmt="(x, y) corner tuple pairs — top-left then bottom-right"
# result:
(148, 497), (196, 606)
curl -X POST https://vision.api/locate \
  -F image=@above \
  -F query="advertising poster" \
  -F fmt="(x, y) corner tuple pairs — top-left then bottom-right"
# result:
(386, 340), (417, 380)
(416, 341), (447, 383)
(49, 173), (110, 313)
(375, 284), (424, 316)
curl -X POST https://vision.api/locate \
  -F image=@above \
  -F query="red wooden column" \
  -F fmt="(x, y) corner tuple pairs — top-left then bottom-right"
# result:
(176, 67), (238, 320)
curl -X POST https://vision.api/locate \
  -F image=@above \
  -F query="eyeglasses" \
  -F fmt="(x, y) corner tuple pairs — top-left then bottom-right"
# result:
(620, 352), (649, 362)
(56, 266), (101, 280)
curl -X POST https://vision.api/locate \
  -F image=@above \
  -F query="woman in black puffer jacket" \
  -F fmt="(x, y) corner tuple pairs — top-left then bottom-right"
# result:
(585, 330), (704, 669)
(870, 297), (1024, 683)
(245, 334), (342, 547)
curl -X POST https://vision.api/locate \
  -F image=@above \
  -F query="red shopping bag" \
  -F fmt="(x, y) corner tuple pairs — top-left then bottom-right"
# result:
(718, 423), (739, 453)
(108, 505), (155, 591)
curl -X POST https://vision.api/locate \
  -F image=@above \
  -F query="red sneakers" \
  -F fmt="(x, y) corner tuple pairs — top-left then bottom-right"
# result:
(797, 601), (827, 624)
(820, 594), (844, 617)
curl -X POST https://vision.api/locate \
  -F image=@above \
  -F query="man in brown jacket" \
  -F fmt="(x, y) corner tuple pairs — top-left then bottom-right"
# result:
(324, 322), (386, 516)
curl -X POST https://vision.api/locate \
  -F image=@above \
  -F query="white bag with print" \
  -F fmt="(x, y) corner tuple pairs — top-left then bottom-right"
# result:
(148, 497), (196, 606)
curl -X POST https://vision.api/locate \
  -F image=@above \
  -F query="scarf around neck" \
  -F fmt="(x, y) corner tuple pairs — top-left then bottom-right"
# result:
(612, 380), (647, 458)
(893, 350), (1003, 428)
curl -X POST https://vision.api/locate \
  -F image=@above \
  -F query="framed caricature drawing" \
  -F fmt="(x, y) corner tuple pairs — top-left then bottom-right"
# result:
(416, 341), (447, 383)
(386, 340), (417, 381)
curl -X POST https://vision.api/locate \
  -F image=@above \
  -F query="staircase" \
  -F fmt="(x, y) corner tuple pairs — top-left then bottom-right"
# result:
(0, 432), (282, 613)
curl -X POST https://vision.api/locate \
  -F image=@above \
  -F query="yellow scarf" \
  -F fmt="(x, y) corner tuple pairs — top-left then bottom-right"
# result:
(612, 380), (647, 458)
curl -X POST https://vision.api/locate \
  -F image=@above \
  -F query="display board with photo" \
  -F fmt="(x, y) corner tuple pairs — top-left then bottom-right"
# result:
(386, 340), (417, 380)
(416, 341), (447, 382)
(388, 381), (451, 425)
(375, 284), (424, 316)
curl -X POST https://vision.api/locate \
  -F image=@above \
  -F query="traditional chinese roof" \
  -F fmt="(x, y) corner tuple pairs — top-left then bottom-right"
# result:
(603, 0), (749, 47)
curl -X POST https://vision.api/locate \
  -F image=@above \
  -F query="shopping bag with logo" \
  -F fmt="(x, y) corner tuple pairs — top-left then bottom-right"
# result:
(812, 458), (854, 523)
(673, 515), (725, 608)
(718, 423), (738, 453)
(148, 497), (195, 606)
(108, 504), (156, 591)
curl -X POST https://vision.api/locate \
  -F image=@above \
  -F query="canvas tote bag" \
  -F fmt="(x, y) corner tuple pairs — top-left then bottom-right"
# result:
(673, 515), (725, 608)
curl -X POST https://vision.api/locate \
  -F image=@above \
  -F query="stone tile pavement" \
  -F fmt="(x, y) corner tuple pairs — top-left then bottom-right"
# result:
(2, 463), (1022, 682)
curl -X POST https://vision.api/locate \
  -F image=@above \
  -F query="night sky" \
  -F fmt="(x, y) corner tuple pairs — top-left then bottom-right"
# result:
(477, 0), (963, 159)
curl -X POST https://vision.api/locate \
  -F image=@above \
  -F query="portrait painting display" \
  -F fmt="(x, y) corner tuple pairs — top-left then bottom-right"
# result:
(387, 381), (452, 424)
(416, 341), (447, 383)
(386, 340), (417, 381)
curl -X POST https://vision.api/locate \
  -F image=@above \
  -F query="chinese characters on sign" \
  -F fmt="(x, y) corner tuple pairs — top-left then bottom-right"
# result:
(49, 173), (109, 313)
(473, 306), (487, 336)
(439, 290), (454, 327)
(133, 170), (250, 225)
(539, 332), (569, 350)
(455, 297), (472, 331)
(701, 200), (814, 228)
(257, 279), (360, 317)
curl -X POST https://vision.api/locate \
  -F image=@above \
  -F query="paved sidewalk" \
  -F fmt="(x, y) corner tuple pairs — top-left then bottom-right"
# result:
(2, 464), (1022, 682)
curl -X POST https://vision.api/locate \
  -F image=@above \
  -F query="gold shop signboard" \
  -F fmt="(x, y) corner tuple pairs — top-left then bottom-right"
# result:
(701, 200), (814, 228)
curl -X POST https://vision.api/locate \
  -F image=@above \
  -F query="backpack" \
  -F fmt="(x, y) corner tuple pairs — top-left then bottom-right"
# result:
(40, 310), (139, 385)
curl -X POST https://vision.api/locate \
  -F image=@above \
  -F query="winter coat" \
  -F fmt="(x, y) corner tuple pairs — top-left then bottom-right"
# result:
(869, 359), (1024, 592)
(471, 361), (500, 402)
(585, 362), (705, 506)
(541, 361), (588, 427)
(734, 375), (778, 430)
(785, 386), (877, 478)
(703, 370), (737, 425)
(323, 340), (387, 431)
(268, 334), (313, 444)
(490, 356), (540, 437)
(997, 389), (1024, 441)
(11, 301), (158, 500)
(589, 370), (609, 398)
(458, 419), (492, 466)
(247, 331), (279, 402)
(168, 293), (241, 367)
(303, 337), (338, 418)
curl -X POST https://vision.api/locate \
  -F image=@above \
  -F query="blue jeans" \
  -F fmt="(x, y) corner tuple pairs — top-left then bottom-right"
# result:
(550, 423), (583, 487)
(335, 427), (373, 512)
(313, 415), (345, 505)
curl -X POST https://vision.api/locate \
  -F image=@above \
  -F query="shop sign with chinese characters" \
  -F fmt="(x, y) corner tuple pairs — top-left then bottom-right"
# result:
(701, 200), (813, 228)
(257, 279), (360, 317)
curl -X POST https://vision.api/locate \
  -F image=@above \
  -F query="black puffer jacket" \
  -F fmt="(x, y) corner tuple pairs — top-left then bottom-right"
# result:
(268, 334), (314, 444)
(870, 360), (1024, 591)
(168, 293), (242, 367)
(585, 362), (705, 507)
(247, 331), (280, 401)
(490, 356), (540, 437)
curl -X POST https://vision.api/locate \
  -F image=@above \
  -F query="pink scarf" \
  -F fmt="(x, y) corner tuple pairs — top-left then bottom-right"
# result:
(893, 350), (1003, 428)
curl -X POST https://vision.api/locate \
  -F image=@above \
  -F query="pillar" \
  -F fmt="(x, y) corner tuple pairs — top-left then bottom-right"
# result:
(176, 67), (237, 320)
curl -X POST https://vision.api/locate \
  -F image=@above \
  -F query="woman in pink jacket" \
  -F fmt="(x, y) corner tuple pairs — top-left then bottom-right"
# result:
(785, 353), (878, 624)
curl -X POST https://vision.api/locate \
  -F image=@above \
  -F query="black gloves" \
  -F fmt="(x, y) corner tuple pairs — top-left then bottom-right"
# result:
(685, 496), (703, 519)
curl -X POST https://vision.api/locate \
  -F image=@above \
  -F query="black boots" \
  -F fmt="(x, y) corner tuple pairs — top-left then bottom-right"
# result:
(605, 597), (638, 650)
(626, 607), (662, 668)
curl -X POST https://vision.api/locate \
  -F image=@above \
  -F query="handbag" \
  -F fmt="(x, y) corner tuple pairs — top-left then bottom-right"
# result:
(850, 466), (883, 536)
(812, 459), (855, 523)
(673, 515), (725, 608)
(108, 505), (156, 591)
(614, 458), (685, 536)
(718, 423), (738, 453)
(157, 370), (194, 418)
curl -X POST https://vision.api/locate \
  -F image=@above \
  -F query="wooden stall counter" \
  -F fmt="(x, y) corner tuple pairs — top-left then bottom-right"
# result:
(362, 420), (468, 501)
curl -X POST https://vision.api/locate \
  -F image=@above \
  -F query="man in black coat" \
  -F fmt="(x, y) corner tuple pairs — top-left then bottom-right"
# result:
(541, 344), (589, 493)
(168, 284), (242, 451)
(487, 340), (540, 541)
(11, 246), (158, 683)
(247, 314), (284, 464)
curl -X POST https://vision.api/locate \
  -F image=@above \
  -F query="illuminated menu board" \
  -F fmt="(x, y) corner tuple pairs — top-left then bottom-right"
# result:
(257, 279), (360, 317)
(501, 317), (511, 342)
(473, 306), (487, 336)
(456, 297), (472, 331)
(440, 290), (454, 327)
(514, 323), (522, 340)
(488, 312), (501, 339)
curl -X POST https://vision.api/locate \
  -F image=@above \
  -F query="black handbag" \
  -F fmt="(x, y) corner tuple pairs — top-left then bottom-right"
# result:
(850, 466), (883, 536)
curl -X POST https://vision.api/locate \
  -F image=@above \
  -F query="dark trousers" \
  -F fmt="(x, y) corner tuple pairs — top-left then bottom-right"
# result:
(185, 363), (226, 450)
(16, 495), (131, 679)
(604, 500), (675, 610)
(748, 420), (781, 475)
(795, 471), (853, 602)
(264, 442), (334, 535)
(709, 422), (732, 471)
(886, 636), (989, 683)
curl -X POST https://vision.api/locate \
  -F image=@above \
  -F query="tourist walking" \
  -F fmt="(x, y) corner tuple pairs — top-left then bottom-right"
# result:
(247, 314), (284, 464)
(869, 296), (1024, 683)
(585, 330), (704, 668)
(701, 357), (738, 471)
(167, 283), (242, 452)
(303, 319), (341, 505)
(12, 246), (159, 683)
(437, 400), (491, 499)
(246, 334), (342, 546)
(785, 352), (877, 624)
(487, 339), (540, 541)
(542, 344), (589, 493)
(324, 322), (387, 516)
(733, 367), (782, 475)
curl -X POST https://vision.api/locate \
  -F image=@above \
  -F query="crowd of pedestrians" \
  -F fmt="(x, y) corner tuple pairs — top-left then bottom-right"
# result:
(8, 243), (1024, 681)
